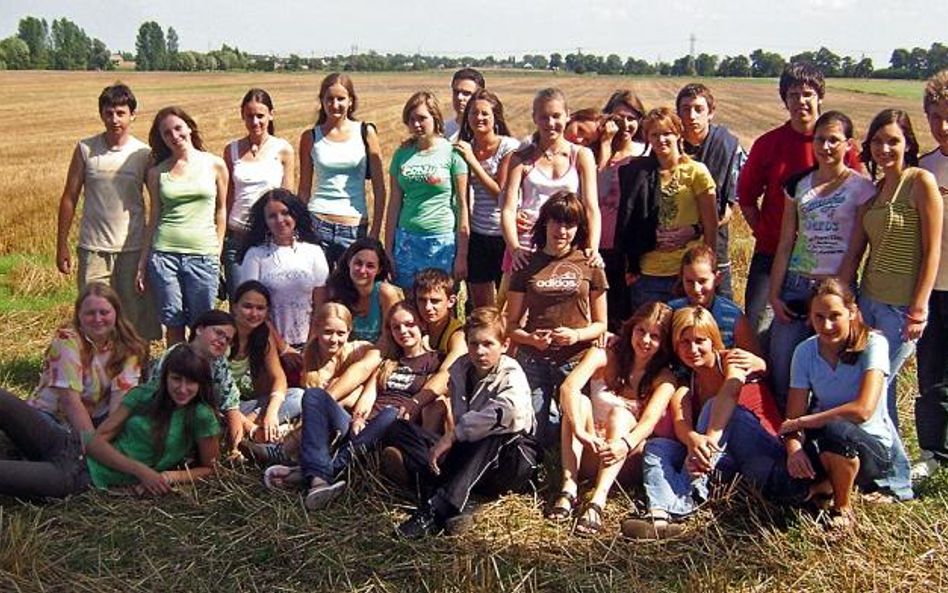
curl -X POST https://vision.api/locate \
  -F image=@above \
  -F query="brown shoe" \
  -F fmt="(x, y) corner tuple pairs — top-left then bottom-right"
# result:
(621, 516), (685, 540)
(380, 446), (410, 488)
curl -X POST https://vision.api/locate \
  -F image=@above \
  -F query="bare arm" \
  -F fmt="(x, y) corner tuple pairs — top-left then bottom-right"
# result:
(624, 371), (677, 450)
(212, 156), (228, 251)
(837, 201), (870, 285)
(325, 345), (383, 402)
(86, 405), (171, 494)
(782, 369), (886, 431)
(558, 346), (607, 443)
(453, 172), (471, 281)
(56, 145), (85, 274)
(297, 130), (314, 202)
(909, 171), (943, 327)
(223, 143), (236, 228)
(366, 125), (386, 238)
(500, 155), (525, 252)
(576, 147), (601, 251)
(55, 387), (95, 436)
(280, 140), (295, 191)
(160, 434), (220, 484)
(697, 188), (718, 249)
(768, 194), (800, 323)
(136, 167), (162, 292)
(385, 173), (403, 263)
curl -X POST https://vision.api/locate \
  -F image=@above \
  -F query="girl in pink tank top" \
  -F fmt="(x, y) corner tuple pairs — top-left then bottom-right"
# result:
(501, 88), (601, 272)
(547, 302), (678, 535)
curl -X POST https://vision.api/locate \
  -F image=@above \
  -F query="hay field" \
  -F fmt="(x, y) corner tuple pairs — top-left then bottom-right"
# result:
(1, 71), (946, 592)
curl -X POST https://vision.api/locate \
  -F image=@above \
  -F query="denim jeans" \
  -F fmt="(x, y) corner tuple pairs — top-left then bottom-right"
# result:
(916, 289), (948, 462)
(629, 274), (677, 314)
(716, 263), (734, 301)
(238, 387), (304, 423)
(516, 352), (577, 448)
(858, 294), (915, 433)
(641, 400), (783, 516)
(298, 388), (399, 482)
(313, 218), (367, 270)
(768, 271), (820, 412)
(392, 228), (455, 290)
(221, 231), (244, 303)
(147, 251), (220, 328)
(744, 253), (775, 356)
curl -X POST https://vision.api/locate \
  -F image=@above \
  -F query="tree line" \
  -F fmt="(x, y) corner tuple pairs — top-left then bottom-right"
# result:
(2, 15), (947, 80)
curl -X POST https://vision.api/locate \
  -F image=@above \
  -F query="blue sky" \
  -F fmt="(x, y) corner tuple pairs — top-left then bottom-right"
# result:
(1, 0), (941, 67)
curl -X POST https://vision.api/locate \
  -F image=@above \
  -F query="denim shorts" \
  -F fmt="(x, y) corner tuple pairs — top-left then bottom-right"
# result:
(313, 217), (367, 270)
(147, 251), (220, 328)
(392, 227), (455, 289)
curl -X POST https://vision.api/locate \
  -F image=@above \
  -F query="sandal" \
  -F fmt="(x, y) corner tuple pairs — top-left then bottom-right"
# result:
(546, 490), (578, 522)
(575, 502), (604, 536)
(621, 513), (686, 540)
(263, 464), (304, 491)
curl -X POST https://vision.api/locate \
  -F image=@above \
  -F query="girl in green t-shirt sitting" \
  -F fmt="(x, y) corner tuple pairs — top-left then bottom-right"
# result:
(0, 344), (220, 499)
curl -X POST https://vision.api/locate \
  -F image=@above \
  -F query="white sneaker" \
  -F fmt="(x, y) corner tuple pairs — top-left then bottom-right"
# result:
(911, 450), (940, 483)
(304, 478), (346, 510)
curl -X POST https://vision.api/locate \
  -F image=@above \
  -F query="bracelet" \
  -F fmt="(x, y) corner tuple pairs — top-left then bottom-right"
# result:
(621, 435), (633, 453)
(779, 429), (804, 443)
(907, 316), (928, 324)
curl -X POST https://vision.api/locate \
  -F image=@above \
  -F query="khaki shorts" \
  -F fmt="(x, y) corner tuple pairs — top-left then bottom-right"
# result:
(77, 248), (161, 341)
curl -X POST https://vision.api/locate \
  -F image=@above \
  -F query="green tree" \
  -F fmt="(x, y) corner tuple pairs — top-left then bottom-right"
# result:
(171, 51), (197, 72)
(890, 48), (910, 70)
(135, 21), (167, 70)
(0, 37), (31, 70)
(602, 53), (623, 75)
(88, 38), (112, 70)
(671, 55), (696, 76)
(695, 53), (719, 77)
(928, 43), (948, 76)
(16, 16), (49, 68)
(750, 49), (785, 77)
(167, 27), (179, 55)
(49, 18), (91, 70)
(549, 52), (562, 69)
(852, 57), (874, 78)
(814, 47), (841, 76)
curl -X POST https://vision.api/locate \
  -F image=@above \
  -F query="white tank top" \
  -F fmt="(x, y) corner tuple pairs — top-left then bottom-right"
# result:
(228, 137), (289, 231)
(517, 143), (580, 248)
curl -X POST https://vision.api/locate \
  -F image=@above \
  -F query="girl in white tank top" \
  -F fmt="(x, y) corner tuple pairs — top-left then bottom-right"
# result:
(500, 88), (601, 272)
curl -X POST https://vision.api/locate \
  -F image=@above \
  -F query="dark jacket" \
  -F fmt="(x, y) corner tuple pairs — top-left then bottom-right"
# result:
(616, 153), (661, 275)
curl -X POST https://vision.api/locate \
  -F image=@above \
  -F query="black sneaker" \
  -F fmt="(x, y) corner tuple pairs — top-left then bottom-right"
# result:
(397, 507), (442, 538)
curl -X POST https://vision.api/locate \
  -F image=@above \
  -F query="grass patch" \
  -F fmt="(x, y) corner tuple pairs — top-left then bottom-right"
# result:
(825, 78), (924, 100)
(0, 254), (73, 314)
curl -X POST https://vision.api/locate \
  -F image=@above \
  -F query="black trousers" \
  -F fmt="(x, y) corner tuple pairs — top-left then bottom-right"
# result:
(383, 419), (541, 517)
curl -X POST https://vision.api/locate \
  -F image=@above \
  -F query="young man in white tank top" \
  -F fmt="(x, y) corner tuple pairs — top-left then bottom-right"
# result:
(55, 83), (160, 341)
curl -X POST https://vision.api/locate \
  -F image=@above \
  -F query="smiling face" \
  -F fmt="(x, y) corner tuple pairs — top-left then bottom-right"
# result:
(677, 95), (712, 145)
(234, 290), (268, 331)
(322, 83), (352, 121)
(812, 120), (850, 170)
(784, 83), (821, 131)
(317, 315), (350, 356)
(159, 113), (193, 153)
(675, 327), (715, 370)
(78, 294), (117, 344)
(407, 104), (436, 140)
(100, 104), (134, 140)
(533, 98), (568, 144)
(681, 260), (718, 308)
(241, 100), (272, 139)
(264, 198), (296, 244)
(869, 122), (907, 173)
(646, 121), (680, 160)
(544, 218), (579, 254)
(467, 99), (495, 136)
(809, 293), (854, 351)
(564, 119), (600, 147)
(348, 248), (381, 288)
(194, 324), (236, 359)
(927, 99), (948, 153)
(631, 320), (663, 363)
(611, 104), (641, 143)
(167, 371), (201, 407)
(389, 308), (423, 350)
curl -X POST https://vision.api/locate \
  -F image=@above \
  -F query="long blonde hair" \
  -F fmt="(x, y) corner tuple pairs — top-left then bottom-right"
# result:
(671, 306), (725, 354)
(68, 282), (148, 378)
(303, 302), (353, 372)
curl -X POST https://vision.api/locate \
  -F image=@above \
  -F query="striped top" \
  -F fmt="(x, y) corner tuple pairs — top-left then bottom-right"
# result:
(861, 168), (923, 306)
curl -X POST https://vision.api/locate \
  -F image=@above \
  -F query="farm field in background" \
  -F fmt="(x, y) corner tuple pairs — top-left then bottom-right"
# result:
(0, 71), (945, 592)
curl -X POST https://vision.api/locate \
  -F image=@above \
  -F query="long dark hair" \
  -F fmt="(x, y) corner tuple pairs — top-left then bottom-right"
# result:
(148, 106), (205, 163)
(606, 302), (673, 398)
(140, 343), (216, 464)
(231, 281), (272, 380)
(327, 237), (392, 308)
(459, 89), (511, 142)
(238, 188), (319, 261)
(861, 108), (920, 180)
(531, 191), (588, 250)
(241, 88), (275, 135)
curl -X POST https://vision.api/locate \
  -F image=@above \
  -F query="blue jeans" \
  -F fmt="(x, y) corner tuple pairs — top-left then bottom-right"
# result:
(221, 231), (244, 303)
(629, 274), (677, 313)
(313, 218), (367, 270)
(916, 289), (948, 462)
(516, 352), (577, 448)
(641, 401), (783, 516)
(298, 388), (399, 482)
(238, 387), (304, 423)
(147, 251), (219, 328)
(768, 271), (820, 412)
(858, 294), (915, 432)
(392, 228), (455, 290)
(744, 253), (775, 356)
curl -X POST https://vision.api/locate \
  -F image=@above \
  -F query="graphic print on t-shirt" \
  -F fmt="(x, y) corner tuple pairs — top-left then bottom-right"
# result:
(400, 163), (444, 186)
(534, 260), (584, 295)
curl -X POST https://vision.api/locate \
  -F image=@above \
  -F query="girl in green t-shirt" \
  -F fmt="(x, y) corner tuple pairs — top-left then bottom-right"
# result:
(0, 344), (220, 499)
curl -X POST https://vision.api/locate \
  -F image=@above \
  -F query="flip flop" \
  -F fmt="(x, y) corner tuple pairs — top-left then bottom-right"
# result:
(263, 464), (303, 491)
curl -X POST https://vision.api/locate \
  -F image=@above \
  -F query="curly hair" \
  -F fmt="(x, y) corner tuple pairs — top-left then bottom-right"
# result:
(238, 188), (319, 262)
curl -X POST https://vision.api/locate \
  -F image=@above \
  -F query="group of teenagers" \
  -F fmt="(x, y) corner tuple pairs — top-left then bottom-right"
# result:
(3, 60), (948, 541)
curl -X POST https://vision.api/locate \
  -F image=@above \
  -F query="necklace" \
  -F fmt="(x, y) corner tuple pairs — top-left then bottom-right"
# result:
(248, 135), (270, 158)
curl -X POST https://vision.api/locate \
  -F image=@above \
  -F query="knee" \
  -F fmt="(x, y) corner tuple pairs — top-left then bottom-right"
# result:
(302, 387), (330, 412)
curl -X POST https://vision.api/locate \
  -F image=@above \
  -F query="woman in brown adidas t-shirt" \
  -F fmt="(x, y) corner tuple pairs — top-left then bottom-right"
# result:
(507, 191), (608, 445)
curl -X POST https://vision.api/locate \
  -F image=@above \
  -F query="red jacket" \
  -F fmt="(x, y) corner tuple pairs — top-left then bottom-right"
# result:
(737, 120), (862, 255)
